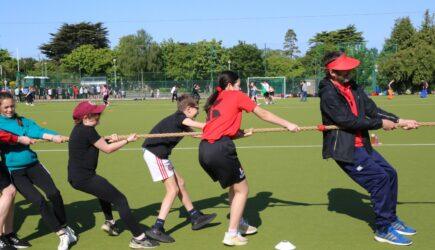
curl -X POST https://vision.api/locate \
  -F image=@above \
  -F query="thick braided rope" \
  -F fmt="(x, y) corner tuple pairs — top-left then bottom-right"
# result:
(33, 121), (435, 143)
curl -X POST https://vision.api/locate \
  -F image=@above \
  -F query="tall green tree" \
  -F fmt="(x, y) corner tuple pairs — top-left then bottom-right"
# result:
(115, 29), (162, 79)
(308, 25), (364, 47)
(40, 22), (109, 61)
(161, 40), (195, 80)
(377, 10), (434, 91)
(191, 40), (228, 80)
(61, 45), (114, 76)
(228, 41), (264, 78)
(0, 49), (17, 81)
(283, 29), (300, 58)
(302, 25), (365, 79)
(265, 51), (305, 79)
(161, 39), (228, 80)
(384, 17), (416, 51)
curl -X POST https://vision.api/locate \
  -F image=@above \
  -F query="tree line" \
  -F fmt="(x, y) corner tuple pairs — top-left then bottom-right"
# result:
(0, 10), (433, 92)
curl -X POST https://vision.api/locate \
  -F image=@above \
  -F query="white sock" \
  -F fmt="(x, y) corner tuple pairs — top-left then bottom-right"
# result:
(134, 233), (145, 241)
(227, 229), (237, 237)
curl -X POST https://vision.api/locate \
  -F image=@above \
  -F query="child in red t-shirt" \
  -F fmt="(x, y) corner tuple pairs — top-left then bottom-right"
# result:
(199, 71), (300, 246)
(0, 131), (34, 249)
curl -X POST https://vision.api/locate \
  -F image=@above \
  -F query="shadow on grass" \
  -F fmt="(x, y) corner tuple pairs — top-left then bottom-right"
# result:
(14, 199), (102, 242)
(164, 191), (309, 234)
(13, 188), (435, 243)
(327, 188), (376, 231)
(327, 188), (435, 232)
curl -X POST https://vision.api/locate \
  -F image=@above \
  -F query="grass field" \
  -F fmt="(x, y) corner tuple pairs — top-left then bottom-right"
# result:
(11, 95), (435, 250)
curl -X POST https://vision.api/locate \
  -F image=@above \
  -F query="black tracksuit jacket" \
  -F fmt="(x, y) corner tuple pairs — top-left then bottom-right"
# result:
(318, 78), (400, 163)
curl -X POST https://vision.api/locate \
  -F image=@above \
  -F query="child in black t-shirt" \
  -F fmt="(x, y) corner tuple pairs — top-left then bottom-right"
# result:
(142, 95), (216, 243)
(68, 101), (159, 249)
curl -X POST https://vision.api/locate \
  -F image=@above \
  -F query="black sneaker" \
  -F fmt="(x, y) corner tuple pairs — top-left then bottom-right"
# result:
(145, 227), (175, 243)
(129, 237), (159, 249)
(5, 233), (30, 249)
(0, 236), (16, 250)
(191, 212), (217, 230)
(101, 221), (120, 236)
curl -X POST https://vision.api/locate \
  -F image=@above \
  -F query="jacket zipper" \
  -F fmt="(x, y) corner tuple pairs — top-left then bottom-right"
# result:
(333, 130), (339, 152)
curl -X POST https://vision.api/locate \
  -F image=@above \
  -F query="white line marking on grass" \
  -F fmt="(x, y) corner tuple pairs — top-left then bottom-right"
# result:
(34, 143), (435, 152)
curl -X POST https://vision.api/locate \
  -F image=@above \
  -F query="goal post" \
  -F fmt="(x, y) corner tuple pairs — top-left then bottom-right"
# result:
(246, 76), (286, 96)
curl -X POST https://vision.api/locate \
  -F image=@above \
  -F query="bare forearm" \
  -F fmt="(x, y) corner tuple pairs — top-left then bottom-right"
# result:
(254, 108), (289, 127)
(104, 140), (128, 153)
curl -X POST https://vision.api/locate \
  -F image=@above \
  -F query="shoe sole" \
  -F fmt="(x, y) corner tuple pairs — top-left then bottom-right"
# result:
(14, 245), (31, 249)
(240, 228), (257, 236)
(129, 242), (158, 249)
(222, 240), (248, 246)
(192, 214), (217, 230)
(145, 230), (175, 243)
(374, 236), (412, 246)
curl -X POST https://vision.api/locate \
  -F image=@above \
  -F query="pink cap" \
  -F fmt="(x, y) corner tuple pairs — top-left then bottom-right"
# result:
(72, 101), (106, 120)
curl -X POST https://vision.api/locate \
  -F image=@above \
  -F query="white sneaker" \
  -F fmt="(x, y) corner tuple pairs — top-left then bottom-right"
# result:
(64, 226), (77, 243)
(222, 232), (248, 246)
(58, 234), (70, 250)
(239, 218), (257, 235)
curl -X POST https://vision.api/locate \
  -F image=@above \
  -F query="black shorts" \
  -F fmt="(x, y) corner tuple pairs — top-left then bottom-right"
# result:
(263, 92), (270, 98)
(199, 137), (246, 189)
(0, 166), (12, 191)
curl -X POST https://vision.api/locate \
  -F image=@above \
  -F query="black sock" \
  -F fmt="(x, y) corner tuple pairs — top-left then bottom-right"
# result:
(4, 232), (14, 238)
(154, 218), (165, 230)
(188, 208), (200, 218)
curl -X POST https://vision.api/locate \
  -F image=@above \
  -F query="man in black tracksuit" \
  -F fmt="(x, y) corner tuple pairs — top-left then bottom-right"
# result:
(319, 51), (419, 246)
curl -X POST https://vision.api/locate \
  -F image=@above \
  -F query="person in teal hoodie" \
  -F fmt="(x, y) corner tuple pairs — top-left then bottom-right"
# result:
(0, 92), (76, 250)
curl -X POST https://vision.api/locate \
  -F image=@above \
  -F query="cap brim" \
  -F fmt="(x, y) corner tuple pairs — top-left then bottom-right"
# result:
(329, 57), (360, 70)
(91, 105), (106, 114)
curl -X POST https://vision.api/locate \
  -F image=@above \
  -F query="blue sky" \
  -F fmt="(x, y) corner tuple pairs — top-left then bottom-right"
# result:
(1, 0), (433, 58)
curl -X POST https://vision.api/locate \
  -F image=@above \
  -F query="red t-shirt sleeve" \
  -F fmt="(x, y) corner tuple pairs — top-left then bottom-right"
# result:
(0, 130), (18, 144)
(237, 91), (257, 112)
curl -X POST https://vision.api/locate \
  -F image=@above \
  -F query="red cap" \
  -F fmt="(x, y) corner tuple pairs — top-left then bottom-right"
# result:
(326, 53), (360, 70)
(72, 101), (106, 120)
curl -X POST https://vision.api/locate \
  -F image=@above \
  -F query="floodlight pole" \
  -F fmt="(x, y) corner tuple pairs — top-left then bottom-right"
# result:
(113, 58), (117, 88)
(228, 59), (231, 70)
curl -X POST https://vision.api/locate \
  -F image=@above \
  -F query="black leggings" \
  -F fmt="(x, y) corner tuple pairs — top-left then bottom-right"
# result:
(70, 175), (142, 237)
(11, 163), (66, 232)
(171, 93), (178, 102)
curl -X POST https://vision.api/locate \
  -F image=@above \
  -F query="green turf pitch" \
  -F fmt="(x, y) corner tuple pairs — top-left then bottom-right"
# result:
(12, 96), (435, 249)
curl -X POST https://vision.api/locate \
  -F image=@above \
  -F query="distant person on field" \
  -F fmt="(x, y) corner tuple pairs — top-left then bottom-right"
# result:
(248, 82), (258, 104)
(300, 81), (308, 102)
(387, 80), (394, 100)
(260, 81), (271, 105)
(191, 84), (200, 103)
(170, 85), (178, 102)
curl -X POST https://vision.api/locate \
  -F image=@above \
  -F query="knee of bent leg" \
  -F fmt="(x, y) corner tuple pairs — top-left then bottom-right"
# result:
(373, 171), (390, 187)
(2, 185), (16, 200)
(46, 189), (62, 201)
(167, 184), (180, 197)
(388, 168), (398, 180)
(234, 182), (249, 197)
(177, 178), (186, 192)
(114, 193), (129, 207)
